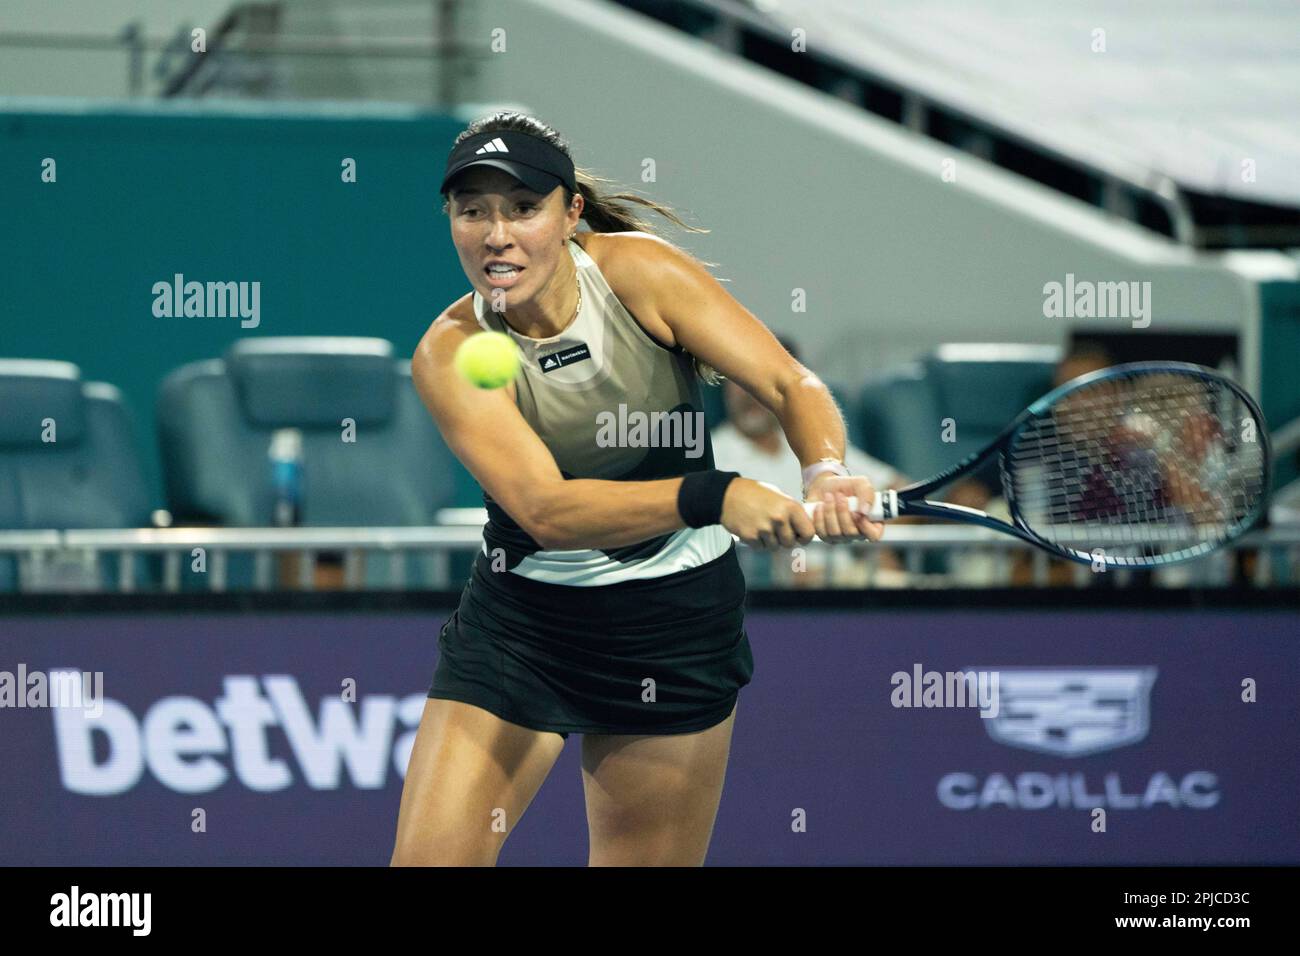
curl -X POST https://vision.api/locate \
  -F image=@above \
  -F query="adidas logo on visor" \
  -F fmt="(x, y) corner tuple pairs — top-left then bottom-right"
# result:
(475, 138), (510, 154)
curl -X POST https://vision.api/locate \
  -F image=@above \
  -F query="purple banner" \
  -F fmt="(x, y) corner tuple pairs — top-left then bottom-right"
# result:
(1, 608), (1296, 864)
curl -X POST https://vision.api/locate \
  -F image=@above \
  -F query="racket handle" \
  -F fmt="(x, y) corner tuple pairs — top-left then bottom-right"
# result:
(802, 490), (896, 522)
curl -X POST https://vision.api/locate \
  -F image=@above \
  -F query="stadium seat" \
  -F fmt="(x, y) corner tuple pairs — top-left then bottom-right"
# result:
(159, 337), (459, 525)
(157, 338), (462, 587)
(856, 361), (944, 479)
(923, 344), (1061, 466)
(0, 360), (153, 590)
(700, 378), (727, 431)
(855, 345), (1060, 481)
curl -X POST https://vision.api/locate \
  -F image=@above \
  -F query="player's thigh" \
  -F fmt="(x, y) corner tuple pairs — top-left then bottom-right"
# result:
(580, 704), (737, 866)
(391, 697), (566, 866)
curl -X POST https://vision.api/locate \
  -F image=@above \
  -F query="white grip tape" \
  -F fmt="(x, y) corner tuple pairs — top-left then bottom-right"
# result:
(802, 490), (895, 522)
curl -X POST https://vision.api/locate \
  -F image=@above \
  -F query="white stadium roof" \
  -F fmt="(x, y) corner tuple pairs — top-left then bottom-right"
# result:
(762, 0), (1300, 207)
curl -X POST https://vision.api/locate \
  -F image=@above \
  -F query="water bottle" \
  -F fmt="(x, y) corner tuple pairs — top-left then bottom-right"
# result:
(269, 428), (304, 527)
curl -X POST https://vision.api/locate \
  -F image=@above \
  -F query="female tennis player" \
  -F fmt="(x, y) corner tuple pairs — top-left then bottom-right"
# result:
(390, 112), (884, 866)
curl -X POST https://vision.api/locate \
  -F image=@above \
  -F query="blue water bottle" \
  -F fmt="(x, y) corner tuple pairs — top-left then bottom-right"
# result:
(269, 428), (304, 527)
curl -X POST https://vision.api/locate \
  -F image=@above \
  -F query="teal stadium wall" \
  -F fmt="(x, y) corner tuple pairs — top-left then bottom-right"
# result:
(1261, 281), (1300, 490)
(1, 101), (485, 508)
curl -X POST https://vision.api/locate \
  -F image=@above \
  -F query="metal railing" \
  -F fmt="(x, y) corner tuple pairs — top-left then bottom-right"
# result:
(1, 519), (1296, 593)
(0, 0), (482, 104)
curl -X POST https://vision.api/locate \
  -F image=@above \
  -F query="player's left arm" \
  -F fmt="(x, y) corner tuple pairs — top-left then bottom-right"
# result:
(602, 233), (881, 540)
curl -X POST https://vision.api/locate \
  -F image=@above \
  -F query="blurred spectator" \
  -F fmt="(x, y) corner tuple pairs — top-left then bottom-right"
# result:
(1000, 344), (1139, 587)
(952, 345), (1117, 516)
(943, 345), (1125, 586)
(710, 334), (909, 586)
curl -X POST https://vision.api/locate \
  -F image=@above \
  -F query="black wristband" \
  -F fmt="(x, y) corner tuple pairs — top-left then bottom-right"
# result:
(677, 470), (740, 528)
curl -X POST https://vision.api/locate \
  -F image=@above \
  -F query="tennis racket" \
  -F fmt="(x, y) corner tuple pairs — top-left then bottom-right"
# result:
(803, 362), (1271, 568)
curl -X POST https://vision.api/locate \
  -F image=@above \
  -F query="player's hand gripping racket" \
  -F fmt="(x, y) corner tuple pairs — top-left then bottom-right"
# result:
(804, 362), (1270, 568)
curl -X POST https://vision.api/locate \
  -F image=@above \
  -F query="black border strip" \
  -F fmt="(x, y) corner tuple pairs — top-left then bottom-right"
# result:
(0, 587), (1296, 615)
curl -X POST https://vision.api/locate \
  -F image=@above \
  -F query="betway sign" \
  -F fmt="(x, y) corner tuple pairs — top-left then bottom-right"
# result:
(52, 676), (426, 794)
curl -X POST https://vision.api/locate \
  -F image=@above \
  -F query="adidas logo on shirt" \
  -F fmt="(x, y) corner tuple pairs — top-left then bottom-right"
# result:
(539, 344), (591, 373)
(475, 138), (510, 154)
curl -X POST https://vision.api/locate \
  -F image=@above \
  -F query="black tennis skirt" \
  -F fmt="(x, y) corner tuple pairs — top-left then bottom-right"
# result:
(427, 544), (753, 739)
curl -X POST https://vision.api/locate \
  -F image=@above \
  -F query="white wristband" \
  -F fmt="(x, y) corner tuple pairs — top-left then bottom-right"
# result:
(801, 459), (849, 498)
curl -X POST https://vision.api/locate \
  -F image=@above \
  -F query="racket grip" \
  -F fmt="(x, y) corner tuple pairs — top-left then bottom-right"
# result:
(802, 490), (895, 522)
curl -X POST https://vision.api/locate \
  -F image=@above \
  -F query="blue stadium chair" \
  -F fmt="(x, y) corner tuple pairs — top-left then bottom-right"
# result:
(157, 337), (462, 587)
(700, 379), (727, 431)
(855, 361), (944, 480)
(854, 345), (1059, 576)
(0, 360), (153, 591)
(856, 345), (1060, 483)
(924, 344), (1060, 475)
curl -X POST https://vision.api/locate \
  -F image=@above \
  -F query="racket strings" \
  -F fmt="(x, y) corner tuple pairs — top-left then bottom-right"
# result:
(1005, 373), (1267, 561)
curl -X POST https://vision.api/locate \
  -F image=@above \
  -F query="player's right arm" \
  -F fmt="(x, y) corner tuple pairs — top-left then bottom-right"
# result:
(412, 306), (816, 551)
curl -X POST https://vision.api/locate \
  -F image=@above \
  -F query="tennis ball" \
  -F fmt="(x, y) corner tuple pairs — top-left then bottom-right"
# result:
(454, 331), (520, 389)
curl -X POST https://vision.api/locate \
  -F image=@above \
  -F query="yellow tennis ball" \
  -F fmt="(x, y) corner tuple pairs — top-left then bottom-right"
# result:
(454, 331), (520, 389)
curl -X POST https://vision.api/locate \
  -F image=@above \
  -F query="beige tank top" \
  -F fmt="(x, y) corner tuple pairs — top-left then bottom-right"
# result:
(471, 234), (732, 585)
